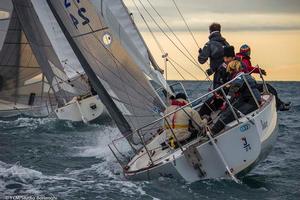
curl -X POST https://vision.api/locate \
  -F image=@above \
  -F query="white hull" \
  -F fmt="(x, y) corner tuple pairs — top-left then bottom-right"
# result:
(54, 95), (107, 123)
(0, 100), (50, 118)
(124, 95), (278, 182)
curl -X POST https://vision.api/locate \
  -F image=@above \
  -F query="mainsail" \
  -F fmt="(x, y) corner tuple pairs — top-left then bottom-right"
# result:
(47, 0), (166, 137)
(93, 0), (169, 91)
(11, 0), (88, 107)
(0, 0), (11, 51)
(31, 0), (85, 80)
(32, 0), (169, 95)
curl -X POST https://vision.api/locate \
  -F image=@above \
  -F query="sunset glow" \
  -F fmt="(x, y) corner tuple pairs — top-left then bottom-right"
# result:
(124, 0), (300, 81)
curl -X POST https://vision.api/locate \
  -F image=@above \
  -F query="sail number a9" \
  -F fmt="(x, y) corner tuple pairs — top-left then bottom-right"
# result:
(64, 0), (90, 29)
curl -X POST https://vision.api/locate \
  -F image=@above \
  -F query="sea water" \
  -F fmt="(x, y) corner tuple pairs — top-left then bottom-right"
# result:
(0, 81), (299, 200)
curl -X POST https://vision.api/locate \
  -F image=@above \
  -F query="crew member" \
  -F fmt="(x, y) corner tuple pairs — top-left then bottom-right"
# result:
(164, 93), (206, 146)
(236, 44), (290, 111)
(198, 23), (230, 89)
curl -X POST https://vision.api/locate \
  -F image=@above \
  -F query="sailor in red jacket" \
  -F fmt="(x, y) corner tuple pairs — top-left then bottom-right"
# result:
(236, 44), (290, 111)
(236, 44), (267, 75)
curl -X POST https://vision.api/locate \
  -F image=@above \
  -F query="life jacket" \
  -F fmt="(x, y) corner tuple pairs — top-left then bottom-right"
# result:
(171, 99), (187, 107)
(169, 99), (188, 129)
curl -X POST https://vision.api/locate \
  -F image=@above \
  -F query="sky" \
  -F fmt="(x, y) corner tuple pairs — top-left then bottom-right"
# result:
(124, 0), (300, 81)
(0, 1), (299, 81)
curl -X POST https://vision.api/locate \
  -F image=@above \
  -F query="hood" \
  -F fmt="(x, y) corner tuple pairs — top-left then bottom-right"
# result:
(209, 31), (227, 43)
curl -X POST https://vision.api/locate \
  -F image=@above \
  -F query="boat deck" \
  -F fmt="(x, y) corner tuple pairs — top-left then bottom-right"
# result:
(126, 94), (272, 173)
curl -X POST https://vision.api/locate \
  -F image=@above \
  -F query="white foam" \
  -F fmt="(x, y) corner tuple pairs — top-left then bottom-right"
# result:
(0, 117), (57, 131)
(0, 123), (159, 198)
(0, 160), (81, 196)
(74, 126), (123, 159)
(0, 161), (42, 182)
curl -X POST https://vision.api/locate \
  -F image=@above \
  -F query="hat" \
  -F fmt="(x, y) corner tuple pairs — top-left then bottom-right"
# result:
(224, 46), (235, 57)
(175, 93), (187, 100)
(240, 44), (251, 57)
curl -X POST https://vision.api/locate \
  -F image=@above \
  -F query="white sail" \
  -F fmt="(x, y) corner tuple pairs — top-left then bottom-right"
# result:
(47, 0), (166, 137)
(31, 0), (84, 80)
(0, 0), (12, 51)
(91, 0), (170, 92)
(0, 8), (48, 106)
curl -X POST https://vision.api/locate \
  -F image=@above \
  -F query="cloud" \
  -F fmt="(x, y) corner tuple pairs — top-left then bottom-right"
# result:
(124, 0), (300, 32)
(125, 0), (300, 14)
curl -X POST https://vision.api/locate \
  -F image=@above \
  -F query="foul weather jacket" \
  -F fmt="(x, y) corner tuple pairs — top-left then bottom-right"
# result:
(198, 31), (230, 73)
(164, 99), (206, 142)
(236, 53), (260, 74)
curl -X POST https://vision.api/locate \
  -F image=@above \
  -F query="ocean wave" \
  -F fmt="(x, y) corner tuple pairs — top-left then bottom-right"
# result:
(73, 126), (124, 159)
(0, 117), (54, 132)
(0, 161), (83, 197)
(70, 126), (127, 181)
(0, 161), (43, 196)
(292, 104), (300, 110)
(0, 160), (156, 199)
(0, 117), (109, 134)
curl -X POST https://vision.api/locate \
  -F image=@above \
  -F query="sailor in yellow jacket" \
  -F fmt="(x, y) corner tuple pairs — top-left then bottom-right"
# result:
(164, 93), (207, 144)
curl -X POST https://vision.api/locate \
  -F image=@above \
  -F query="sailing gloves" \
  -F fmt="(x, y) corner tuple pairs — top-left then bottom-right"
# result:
(206, 68), (214, 76)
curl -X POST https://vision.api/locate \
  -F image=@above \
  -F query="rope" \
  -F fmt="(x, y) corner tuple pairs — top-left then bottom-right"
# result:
(168, 57), (200, 80)
(134, 0), (210, 82)
(171, 0), (200, 49)
(132, 0), (211, 81)
(135, 5), (165, 55)
(133, 2), (193, 81)
(168, 60), (186, 80)
(144, 0), (198, 64)
(132, 0), (169, 80)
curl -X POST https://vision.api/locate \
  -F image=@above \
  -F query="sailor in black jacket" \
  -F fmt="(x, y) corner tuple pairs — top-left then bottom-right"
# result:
(198, 23), (230, 89)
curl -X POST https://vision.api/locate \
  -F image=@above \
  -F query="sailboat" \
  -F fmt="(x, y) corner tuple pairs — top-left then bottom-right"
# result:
(1, 0), (107, 122)
(45, 0), (278, 183)
(45, 0), (170, 133)
(30, 0), (109, 123)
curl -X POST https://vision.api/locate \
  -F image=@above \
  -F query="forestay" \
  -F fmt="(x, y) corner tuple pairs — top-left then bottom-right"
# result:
(47, 0), (166, 138)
